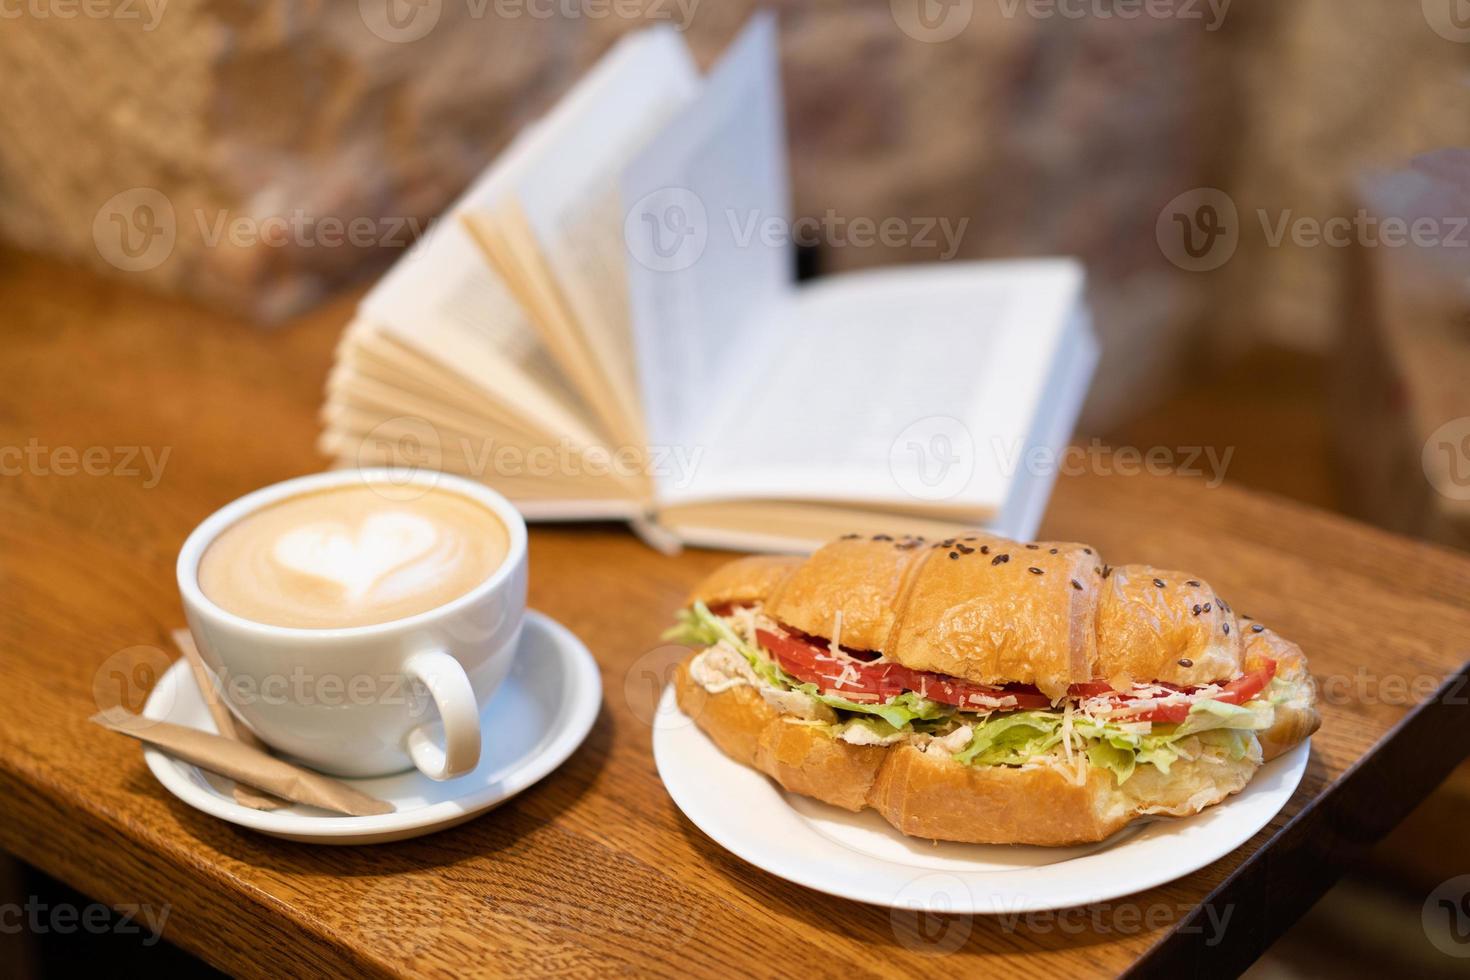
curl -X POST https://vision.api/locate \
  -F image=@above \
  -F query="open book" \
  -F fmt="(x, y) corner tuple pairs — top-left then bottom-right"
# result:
(320, 15), (1097, 553)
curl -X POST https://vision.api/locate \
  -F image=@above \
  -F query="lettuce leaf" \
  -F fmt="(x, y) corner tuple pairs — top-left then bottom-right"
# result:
(954, 712), (1063, 766)
(951, 695), (1275, 785)
(796, 685), (950, 730)
(663, 601), (790, 687)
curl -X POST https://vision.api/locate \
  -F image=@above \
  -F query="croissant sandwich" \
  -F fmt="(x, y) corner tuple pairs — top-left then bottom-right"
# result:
(664, 531), (1320, 846)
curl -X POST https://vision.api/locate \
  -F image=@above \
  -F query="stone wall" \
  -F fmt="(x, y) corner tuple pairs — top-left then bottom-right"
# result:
(1, 1), (1463, 424)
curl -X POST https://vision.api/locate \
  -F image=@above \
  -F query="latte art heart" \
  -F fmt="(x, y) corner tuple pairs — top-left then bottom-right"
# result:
(273, 512), (442, 602)
(198, 484), (510, 629)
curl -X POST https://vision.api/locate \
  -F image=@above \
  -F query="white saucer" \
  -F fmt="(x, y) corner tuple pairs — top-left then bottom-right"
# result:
(653, 686), (1309, 912)
(142, 610), (602, 844)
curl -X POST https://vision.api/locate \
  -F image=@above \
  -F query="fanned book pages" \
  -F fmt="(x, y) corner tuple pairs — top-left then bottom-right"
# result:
(320, 14), (1097, 553)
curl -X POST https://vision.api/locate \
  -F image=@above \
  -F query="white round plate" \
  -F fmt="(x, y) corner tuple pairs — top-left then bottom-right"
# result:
(653, 687), (1309, 913)
(142, 610), (602, 844)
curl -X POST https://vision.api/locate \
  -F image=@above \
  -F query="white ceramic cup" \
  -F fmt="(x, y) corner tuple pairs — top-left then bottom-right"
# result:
(177, 469), (528, 780)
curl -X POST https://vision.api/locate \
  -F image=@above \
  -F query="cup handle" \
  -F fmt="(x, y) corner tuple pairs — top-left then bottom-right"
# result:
(403, 650), (482, 780)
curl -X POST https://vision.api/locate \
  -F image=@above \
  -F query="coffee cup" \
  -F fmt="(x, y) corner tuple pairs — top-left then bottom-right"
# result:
(177, 468), (528, 780)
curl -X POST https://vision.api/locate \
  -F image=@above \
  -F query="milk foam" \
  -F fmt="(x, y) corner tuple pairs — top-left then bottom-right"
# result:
(198, 484), (510, 629)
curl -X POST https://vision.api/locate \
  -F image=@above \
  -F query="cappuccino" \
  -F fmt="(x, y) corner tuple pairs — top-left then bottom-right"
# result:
(198, 483), (509, 629)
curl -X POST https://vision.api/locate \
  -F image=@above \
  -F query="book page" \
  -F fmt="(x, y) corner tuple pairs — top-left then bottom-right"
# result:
(657, 260), (1090, 534)
(619, 13), (793, 455)
(475, 24), (702, 453)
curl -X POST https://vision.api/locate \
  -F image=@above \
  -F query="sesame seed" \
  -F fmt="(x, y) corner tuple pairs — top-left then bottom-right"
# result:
(1028, 567), (1044, 575)
(956, 543), (974, 554)
(980, 544), (990, 554)
(949, 551), (959, 560)
(1103, 566), (1112, 578)
(1153, 578), (1165, 588)
(841, 533), (860, 539)
(1186, 580), (1201, 587)
(1049, 548), (1058, 555)
(1222, 623), (1230, 635)
(1178, 658), (1193, 668)
(992, 554), (1010, 566)
(1083, 548), (1092, 555)
(1251, 624), (1264, 633)
(1071, 579), (1083, 590)
(1203, 603), (1212, 613)
(873, 534), (892, 541)
(1025, 544), (1039, 550)
(1192, 604), (1202, 615)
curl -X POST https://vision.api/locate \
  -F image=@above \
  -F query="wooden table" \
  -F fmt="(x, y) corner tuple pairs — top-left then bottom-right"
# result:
(2, 250), (1468, 977)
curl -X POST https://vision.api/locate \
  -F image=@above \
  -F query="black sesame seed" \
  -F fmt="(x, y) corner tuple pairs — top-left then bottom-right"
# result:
(992, 554), (1010, 566)
(1222, 623), (1230, 635)
(1251, 623), (1264, 633)
(1178, 658), (1193, 668)
(1071, 579), (1083, 591)
(1186, 580), (1200, 588)
(1083, 547), (1092, 555)
(1028, 567), (1044, 575)
(841, 533), (860, 540)
(963, 536), (977, 542)
(1153, 578), (1166, 588)
(1025, 544), (1039, 550)
(1203, 602), (1212, 613)
(956, 543), (974, 554)
(1192, 604), (1202, 615)
(873, 534), (893, 541)
(1049, 548), (1059, 555)
(1103, 566), (1112, 578)
(949, 551), (959, 560)
(980, 544), (990, 555)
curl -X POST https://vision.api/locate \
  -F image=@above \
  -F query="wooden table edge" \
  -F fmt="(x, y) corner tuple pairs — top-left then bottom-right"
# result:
(1128, 661), (1470, 976)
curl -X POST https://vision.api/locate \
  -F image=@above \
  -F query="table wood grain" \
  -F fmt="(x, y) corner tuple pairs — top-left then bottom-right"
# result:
(1, 250), (1468, 978)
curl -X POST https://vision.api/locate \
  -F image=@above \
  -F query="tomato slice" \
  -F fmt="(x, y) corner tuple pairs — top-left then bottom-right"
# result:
(1122, 659), (1277, 724)
(755, 628), (1048, 709)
